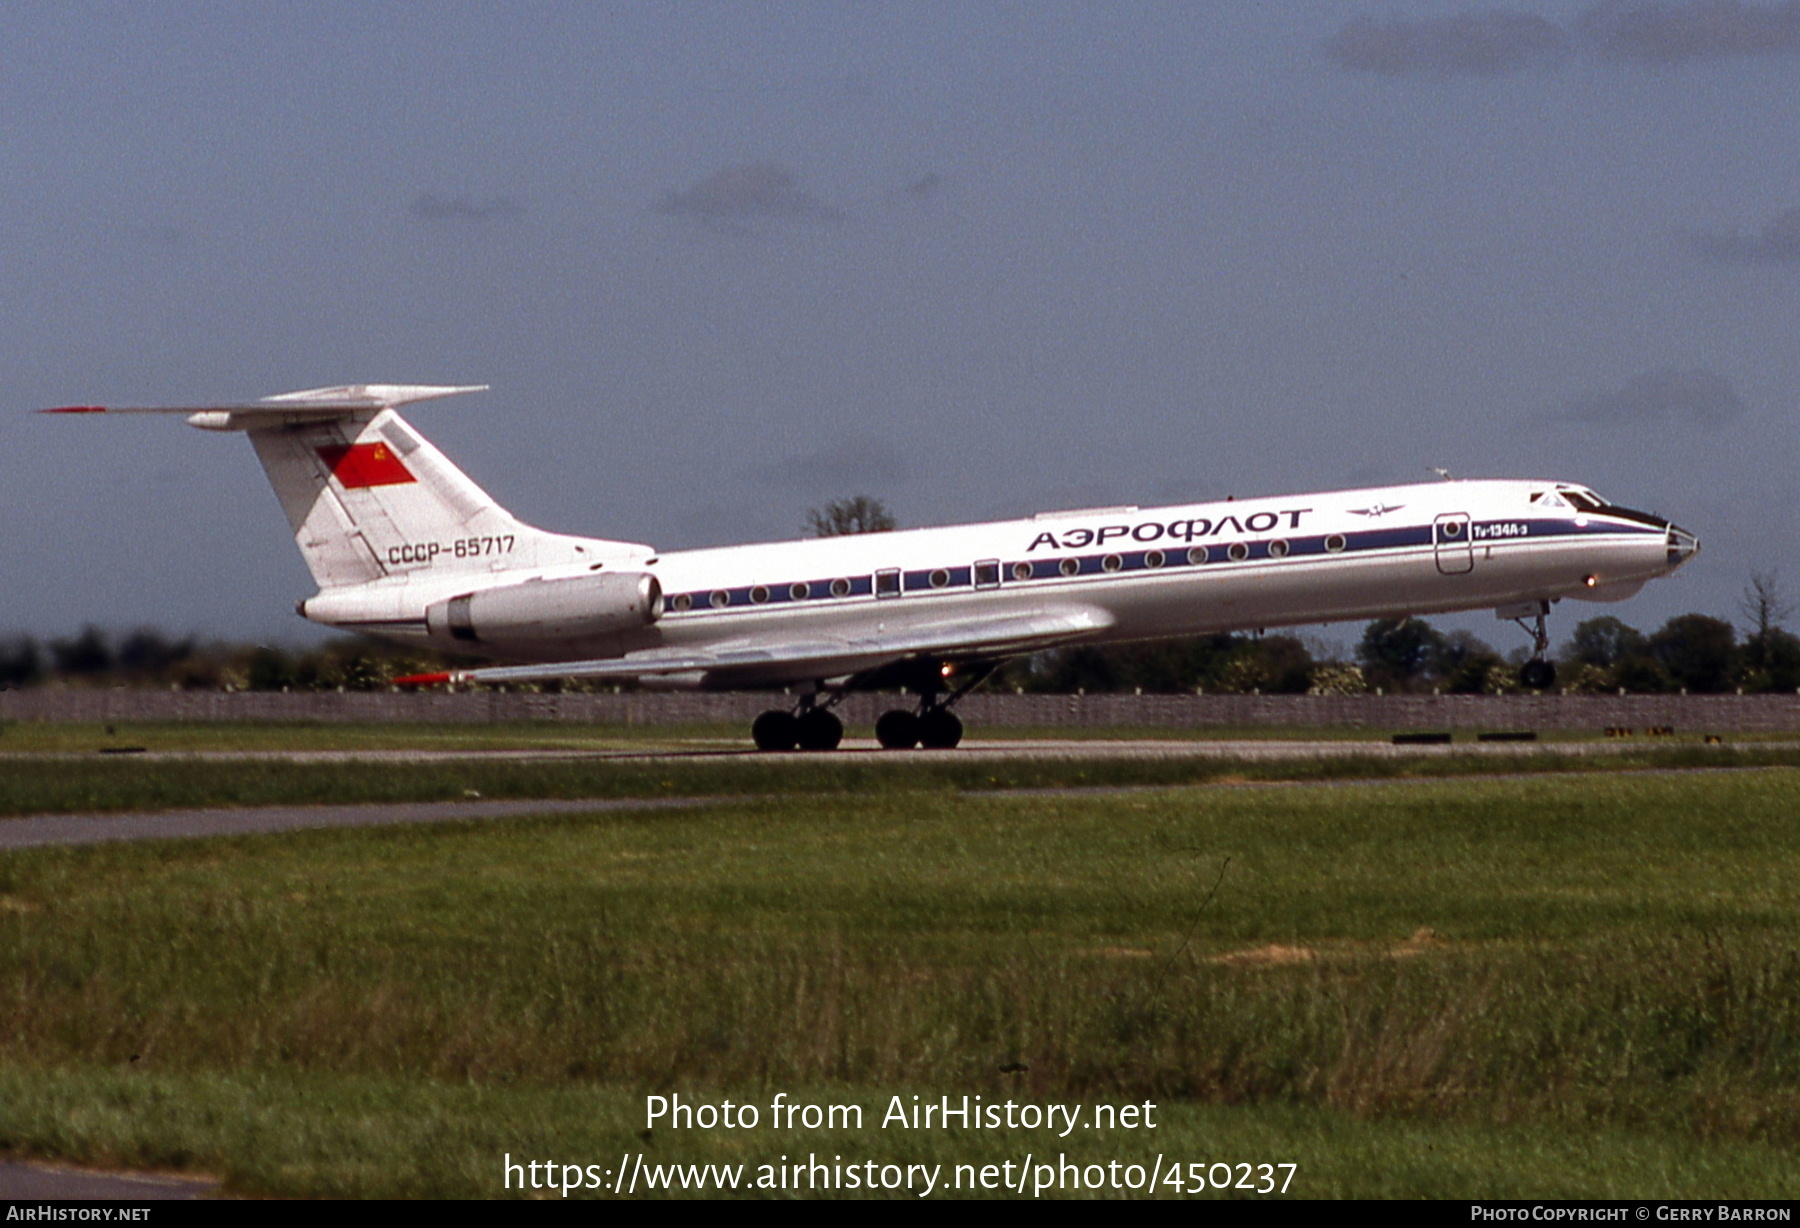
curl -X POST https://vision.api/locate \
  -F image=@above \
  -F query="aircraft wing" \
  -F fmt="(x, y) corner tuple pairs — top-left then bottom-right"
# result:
(399, 606), (1115, 687)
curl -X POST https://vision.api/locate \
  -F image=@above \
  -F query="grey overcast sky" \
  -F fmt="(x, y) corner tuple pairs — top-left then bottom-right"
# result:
(2, 2), (1796, 646)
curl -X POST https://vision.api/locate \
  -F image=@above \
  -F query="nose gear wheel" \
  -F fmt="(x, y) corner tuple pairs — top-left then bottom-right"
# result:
(1508, 602), (1557, 691)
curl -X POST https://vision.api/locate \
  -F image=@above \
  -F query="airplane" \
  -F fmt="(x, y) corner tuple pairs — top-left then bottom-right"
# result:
(44, 383), (1700, 750)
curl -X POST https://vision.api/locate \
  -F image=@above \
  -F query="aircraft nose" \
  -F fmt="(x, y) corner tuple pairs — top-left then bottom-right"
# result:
(1665, 523), (1700, 570)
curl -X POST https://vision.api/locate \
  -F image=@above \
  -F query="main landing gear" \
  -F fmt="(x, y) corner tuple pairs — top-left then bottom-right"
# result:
(875, 703), (963, 750)
(874, 664), (992, 750)
(751, 663), (991, 752)
(751, 693), (845, 752)
(1508, 601), (1557, 691)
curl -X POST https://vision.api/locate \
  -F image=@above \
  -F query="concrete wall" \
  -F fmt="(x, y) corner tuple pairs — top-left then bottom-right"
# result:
(4, 688), (1799, 731)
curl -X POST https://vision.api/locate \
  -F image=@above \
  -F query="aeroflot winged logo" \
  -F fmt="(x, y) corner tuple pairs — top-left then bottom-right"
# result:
(316, 442), (417, 489)
(1026, 508), (1313, 552)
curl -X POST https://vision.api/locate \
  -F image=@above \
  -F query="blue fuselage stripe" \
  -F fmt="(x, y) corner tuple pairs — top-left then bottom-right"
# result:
(662, 517), (1661, 614)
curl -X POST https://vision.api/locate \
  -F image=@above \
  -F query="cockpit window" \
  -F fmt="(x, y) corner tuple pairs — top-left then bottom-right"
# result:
(1556, 486), (1607, 513)
(1530, 490), (1571, 509)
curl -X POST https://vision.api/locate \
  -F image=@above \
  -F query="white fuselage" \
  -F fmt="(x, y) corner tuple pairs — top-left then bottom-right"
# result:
(304, 477), (1694, 688)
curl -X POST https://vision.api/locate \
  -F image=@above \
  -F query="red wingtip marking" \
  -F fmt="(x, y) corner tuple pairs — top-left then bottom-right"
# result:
(393, 672), (454, 687)
(38, 405), (107, 414)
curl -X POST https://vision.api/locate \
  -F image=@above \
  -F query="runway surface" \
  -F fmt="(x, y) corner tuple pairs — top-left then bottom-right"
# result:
(0, 1160), (218, 1199)
(7, 735), (1767, 765)
(0, 737), (1774, 852)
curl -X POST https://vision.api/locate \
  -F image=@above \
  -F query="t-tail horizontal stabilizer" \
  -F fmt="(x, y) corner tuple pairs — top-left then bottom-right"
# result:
(39, 384), (489, 431)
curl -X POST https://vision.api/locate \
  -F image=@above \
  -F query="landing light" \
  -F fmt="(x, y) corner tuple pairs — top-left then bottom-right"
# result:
(940, 663), (955, 679)
(1583, 574), (1598, 588)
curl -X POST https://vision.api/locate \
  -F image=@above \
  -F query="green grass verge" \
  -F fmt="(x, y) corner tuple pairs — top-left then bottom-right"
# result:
(4, 771), (1800, 1195)
(3, 739), (1800, 818)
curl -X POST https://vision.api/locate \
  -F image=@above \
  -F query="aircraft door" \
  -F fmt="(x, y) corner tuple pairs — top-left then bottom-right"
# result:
(1434, 513), (1474, 575)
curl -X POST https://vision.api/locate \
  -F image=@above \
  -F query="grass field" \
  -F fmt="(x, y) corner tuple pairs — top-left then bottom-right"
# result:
(4, 723), (1800, 820)
(3, 760), (1800, 1197)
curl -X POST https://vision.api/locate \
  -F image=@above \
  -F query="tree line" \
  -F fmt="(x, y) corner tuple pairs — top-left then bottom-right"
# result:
(997, 607), (1792, 697)
(1, 601), (1791, 696)
(0, 628), (441, 693)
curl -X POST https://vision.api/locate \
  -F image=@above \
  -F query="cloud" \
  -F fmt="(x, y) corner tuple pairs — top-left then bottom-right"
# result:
(1560, 367), (1745, 427)
(1323, 3), (1800, 77)
(1572, 0), (1800, 64)
(1688, 205), (1800, 263)
(749, 438), (911, 490)
(655, 163), (844, 232)
(409, 193), (525, 223)
(903, 172), (945, 199)
(1320, 11), (1569, 76)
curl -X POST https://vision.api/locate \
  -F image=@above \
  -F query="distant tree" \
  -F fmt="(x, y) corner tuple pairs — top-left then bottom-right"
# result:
(1357, 617), (1443, 691)
(1306, 661), (1368, 695)
(0, 636), (43, 687)
(1562, 616), (1647, 670)
(1749, 629), (1800, 692)
(1224, 634), (1317, 694)
(1648, 614), (1738, 693)
(805, 496), (896, 537)
(336, 646), (391, 691)
(1431, 629), (1508, 693)
(1612, 654), (1674, 694)
(1741, 572), (1795, 649)
(245, 646), (295, 691)
(1554, 661), (1617, 694)
(1024, 645), (1124, 693)
(116, 628), (195, 677)
(50, 626), (113, 676)
(1005, 633), (1316, 694)
(1739, 571), (1799, 688)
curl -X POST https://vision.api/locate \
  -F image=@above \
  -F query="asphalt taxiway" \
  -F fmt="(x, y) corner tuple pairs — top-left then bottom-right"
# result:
(0, 737), (1776, 852)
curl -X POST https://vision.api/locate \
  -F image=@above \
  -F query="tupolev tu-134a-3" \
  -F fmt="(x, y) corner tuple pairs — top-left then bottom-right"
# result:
(45, 384), (1699, 750)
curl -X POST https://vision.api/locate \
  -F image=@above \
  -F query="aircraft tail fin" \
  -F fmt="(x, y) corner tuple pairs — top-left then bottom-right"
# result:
(45, 385), (652, 589)
(248, 407), (543, 588)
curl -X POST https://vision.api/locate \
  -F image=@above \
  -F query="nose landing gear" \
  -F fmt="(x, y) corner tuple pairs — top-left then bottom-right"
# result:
(1505, 600), (1557, 691)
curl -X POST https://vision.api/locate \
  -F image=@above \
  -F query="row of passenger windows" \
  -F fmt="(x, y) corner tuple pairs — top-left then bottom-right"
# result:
(664, 532), (1353, 612)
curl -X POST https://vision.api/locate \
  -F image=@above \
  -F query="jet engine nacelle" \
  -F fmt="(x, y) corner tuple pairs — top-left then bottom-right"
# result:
(426, 571), (661, 647)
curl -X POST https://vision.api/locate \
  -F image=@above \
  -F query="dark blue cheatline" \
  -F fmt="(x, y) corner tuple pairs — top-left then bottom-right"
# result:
(660, 517), (1661, 615)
